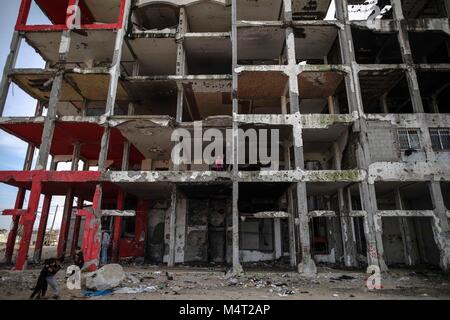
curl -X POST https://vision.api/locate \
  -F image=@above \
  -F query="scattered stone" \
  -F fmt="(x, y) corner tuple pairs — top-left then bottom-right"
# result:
(126, 274), (141, 284)
(86, 264), (125, 291)
(114, 285), (157, 294)
(227, 277), (238, 286)
(330, 275), (355, 281)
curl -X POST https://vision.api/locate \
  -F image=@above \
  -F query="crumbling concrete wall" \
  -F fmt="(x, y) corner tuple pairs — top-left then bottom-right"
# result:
(164, 197), (186, 263)
(366, 121), (400, 162)
(184, 199), (208, 262)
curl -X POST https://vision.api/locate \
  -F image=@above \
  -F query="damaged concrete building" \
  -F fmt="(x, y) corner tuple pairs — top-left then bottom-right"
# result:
(0, 0), (449, 275)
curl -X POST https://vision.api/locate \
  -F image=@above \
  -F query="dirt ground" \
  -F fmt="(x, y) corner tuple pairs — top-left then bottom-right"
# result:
(0, 261), (450, 300)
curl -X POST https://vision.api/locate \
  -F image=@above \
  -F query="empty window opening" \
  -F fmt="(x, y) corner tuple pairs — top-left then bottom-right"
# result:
(310, 217), (329, 255)
(359, 70), (414, 113)
(441, 182), (450, 210)
(417, 71), (450, 113)
(375, 182), (434, 211)
(401, 0), (448, 19)
(295, 26), (341, 64)
(352, 28), (402, 64)
(382, 217), (441, 268)
(238, 27), (287, 66)
(132, 4), (180, 31)
(409, 32), (450, 64)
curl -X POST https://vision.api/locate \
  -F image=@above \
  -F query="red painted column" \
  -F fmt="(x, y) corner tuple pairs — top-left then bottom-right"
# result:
(15, 0), (32, 29)
(112, 191), (125, 262)
(79, 185), (102, 271)
(32, 194), (52, 262)
(4, 103), (40, 264)
(70, 197), (84, 257)
(78, 209), (101, 272)
(57, 188), (74, 259)
(15, 181), (42, 270)
(4, 188), (26, 264)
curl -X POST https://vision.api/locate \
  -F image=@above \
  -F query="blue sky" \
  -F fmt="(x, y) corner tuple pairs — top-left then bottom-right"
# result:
(0, 0), (55, 230)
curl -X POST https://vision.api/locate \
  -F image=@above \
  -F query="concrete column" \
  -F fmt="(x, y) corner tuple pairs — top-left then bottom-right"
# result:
(287, 189), (297, 267)
(70, 161), (89, 258)
(336, 0), (387, 271)
(0, 31), (21, 116)
(274, 218), (282, 259)
(431, 95), (439, 113)
(175, 7), (188, 123)
(395, 188), (418, 266)
(328, 96), (336, 114)
(98, 0), (132, 170)
(70, 196), (84, 257)
(35, 70), (64, 170)
(168, 186), (178, 267)
(360, 181), (387, 270)
(283, 0), (316, 276)
(80, 0), (132, 271)
(57, 143), (81, 259)
(284, 140), (297, 267)
(390, 0), (424, 113)
(231, 0), (243, 274)
(111, 102), (133, 262)
(35, 0), (81, 170)
(380, 93), (389, 113)
(33, 159), (58, 263)
(232, 181), (242, 273)
(334, 142), (358, 267)
(428, 181), (450, 271)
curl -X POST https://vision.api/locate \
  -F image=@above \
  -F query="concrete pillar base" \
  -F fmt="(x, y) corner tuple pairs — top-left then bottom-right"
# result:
(298, 258), (317, 277)
(232, 263), (244, 276)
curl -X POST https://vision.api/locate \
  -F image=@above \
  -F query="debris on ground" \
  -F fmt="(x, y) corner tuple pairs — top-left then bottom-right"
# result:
(114, 285), (157, 294)
(166, 272), (174, 281)
(82, 289), (113, 297)
(1, 262), (450, 300)
(125, 274), (141, 285)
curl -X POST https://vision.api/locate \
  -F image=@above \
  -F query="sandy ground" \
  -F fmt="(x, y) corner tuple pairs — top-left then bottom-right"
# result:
(0, 262), (450, 300)
(1, 243), (450, 300)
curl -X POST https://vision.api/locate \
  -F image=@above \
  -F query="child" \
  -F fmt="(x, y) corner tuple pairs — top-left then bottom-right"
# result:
(30, 264), (49, 300)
